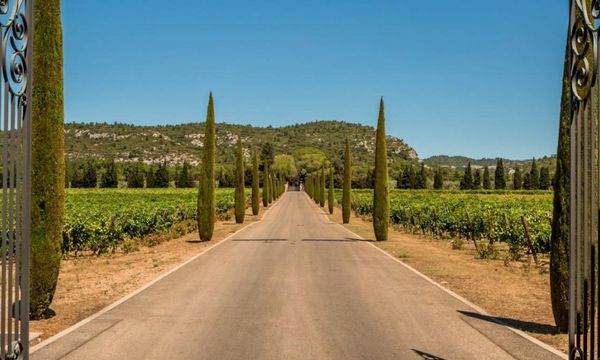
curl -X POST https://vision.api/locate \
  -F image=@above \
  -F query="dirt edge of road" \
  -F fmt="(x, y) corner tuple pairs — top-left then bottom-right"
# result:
(30, 200), (278, 346)
(328, 206), (568, 355)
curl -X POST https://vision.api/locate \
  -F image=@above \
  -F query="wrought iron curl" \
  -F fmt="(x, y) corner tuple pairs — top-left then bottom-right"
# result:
(0, 0), (27, 96)
(571, 0), (600, 104)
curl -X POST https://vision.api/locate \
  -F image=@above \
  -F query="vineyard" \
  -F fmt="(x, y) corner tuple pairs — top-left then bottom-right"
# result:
(62, 188), (244, 255)
(339, 189), (553, 259)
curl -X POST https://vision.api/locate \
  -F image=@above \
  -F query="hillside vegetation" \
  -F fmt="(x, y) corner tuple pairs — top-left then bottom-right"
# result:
(65, 120), (417, 167)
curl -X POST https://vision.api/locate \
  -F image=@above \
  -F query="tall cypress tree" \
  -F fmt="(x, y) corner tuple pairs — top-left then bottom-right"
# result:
(197, 93), (216, 241)
(550, 37), (571, 332)
(262, 162), (269, 207)
(529, 158), (540, 189)
(494, 159), (506, 189)
(342, 138), (352, 223)
(513, 167), (523, 190)
(31, 0), (65, 317)
(101, 159), (118, 188)
(482, 166), (491, 189)
(373, 98), (389, 241)
(473, 169), (482, 190)
(319, 165), (326, 207)
(315, 172), (321, 204)
(417, 163), (427, 189)
(328, 167), (334, 214)
(268, 171), (274, 204)
(251, 149), (260, 215)
(433, 169), (444, 189)
(539, 167), (551, 190)
(460, 162), (473, 190)
(234, 136), (245, 224)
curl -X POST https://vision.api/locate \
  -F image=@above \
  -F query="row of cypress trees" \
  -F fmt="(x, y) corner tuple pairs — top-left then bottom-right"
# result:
(197, 94), (286, 240)
(304, 99), (387, 241)
(306, 165), (336, 215)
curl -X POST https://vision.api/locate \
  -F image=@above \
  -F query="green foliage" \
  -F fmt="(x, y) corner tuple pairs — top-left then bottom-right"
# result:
(272, 154), (297, 179)
(373, 98), (389, 241)
(147, 162), (169, 188)
(251, 150), (260, 215)
(473, 169), (482, 190)
(234, 136), (246, 224)
(64, 120), (417, 175)
(494, 159), (506, 190)
(328, 167), (334, 214)
(125, 162), (145, 188)
(31, 0), (65, 317)
(460, 162), (473, 190)
(175, 161), (194, 188)
(346, 189), (552, 254)
(71, 161), (97, 188)
(342, 138), (352, 223)
(61, 188), (241, 255)
(483, 166), (491, 189)
(433, 169), (444, 189)
(417, 163), (427, 189)
(527, 158), (540, 190)
(320, 166), (326, 207)
(198, 93), (216, 241)
(260, 142), (275, 167)
(262, 162), (269, 207)
(513, 167), (523, 190)
(101, 159), (118, 188)
(550, 40), (571, 332)
(539, 167), (551, 190)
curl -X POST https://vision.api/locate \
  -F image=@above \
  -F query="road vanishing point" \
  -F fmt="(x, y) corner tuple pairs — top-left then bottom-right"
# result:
(31, 191), (564, 360)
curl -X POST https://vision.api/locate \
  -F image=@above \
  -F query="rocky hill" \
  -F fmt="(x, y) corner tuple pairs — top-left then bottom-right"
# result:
(65, 120), (417, 167)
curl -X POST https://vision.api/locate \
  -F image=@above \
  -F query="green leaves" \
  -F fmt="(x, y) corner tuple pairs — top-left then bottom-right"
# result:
(344, 189), (552, 253)
(61, 188), (241, 255)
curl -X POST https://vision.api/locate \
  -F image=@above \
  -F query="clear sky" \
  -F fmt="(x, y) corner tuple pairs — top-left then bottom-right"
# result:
(62, 1), (567, 159)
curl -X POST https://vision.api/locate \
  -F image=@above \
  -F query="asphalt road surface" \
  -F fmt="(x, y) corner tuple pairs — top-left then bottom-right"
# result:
(32, 192), (564, 360)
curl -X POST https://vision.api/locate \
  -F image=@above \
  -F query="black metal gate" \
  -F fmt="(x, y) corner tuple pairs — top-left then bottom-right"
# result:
(569, 1), (600, 359)
(0, 1), (31, 359)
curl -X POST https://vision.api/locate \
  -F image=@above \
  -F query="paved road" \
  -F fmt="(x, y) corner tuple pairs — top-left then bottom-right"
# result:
(32, 192), (564, 360)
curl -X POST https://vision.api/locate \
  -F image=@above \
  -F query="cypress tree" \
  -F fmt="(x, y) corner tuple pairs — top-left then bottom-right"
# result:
(125, 162), (145, 188)
(320, 165), (326, 207)
(176, 161), (194, 188)
(473, 169), (482, 190)
(328, 166), (334, 214)
(529, 158), (540, 189)
(262, 162), (269, 207)
(513, 167), (523, 190)
(153, 161), (170, 188)
(373, 98), (389, 241)
(82, 161), (97, 188)
(494, 159), (506, 189)
(31, 0), (65, 317)
(234, 136), (245, 224)
(342, 138), (352, 223)
(540, 167), (551, 190)
(315, 172), (321, 204)
(101, 159), (118, 188)
(417, 163), (427, 189)
(197, 93), (216, 241)
(482, 166), (491, 189)
(433, 169), (444, 189)
(251, 149), (260, 215)
(550, 37), (571, 331)
(268, 171), (273, 204)
(460, 162), (473, 190)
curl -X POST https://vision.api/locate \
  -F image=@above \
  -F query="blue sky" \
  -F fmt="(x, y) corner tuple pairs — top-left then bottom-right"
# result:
(62, 1), (567, 159)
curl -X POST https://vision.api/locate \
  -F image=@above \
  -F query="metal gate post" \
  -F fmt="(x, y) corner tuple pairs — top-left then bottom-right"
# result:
(568, 1), (600, 359)
(0, 1), (32, 359)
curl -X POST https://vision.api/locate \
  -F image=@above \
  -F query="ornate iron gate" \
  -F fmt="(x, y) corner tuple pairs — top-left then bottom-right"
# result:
(569, 1), (600, 359)
(0, 1), (31, 359)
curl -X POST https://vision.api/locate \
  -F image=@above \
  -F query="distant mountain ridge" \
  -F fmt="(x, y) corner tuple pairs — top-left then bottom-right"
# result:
(65, 120), (417, 167)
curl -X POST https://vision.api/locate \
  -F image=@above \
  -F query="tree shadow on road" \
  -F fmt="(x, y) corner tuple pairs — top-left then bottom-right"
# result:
(458, 310), (558, 335)
(412, 349), (446, 359)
